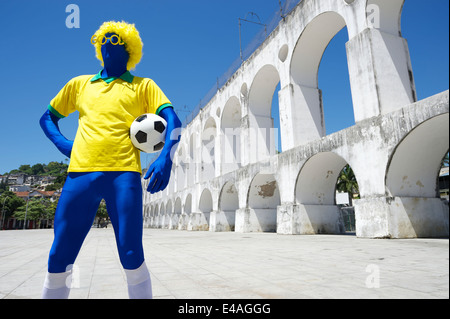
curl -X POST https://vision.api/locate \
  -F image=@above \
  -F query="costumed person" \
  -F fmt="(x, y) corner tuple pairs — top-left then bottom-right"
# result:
(39, 21), (181, 299)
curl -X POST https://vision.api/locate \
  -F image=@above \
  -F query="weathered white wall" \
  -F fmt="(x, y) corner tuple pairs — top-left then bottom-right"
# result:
(143, 0), (449, 239)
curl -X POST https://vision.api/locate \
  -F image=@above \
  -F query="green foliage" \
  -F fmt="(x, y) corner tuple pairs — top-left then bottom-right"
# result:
(14, 198), (55, 221)
(336, 165), (359, 196)
(6, 161), (68, 177)
(96, 201), (109, 219)
(0, 191), (26, 220)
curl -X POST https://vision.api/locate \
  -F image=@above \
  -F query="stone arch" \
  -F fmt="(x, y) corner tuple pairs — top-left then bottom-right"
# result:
(175, 143), (187, 191)
(246, 173), (280, 232)
(382, 113), (449, 238)
(193, 188), (213, 231)
(154, 204), (160, 228)
(174, 197), (182, 214)
(248, 64), (281, 162)
(291, 11), (348, 88)
(170, 197), (182, 230)
(221, 96), (242, 174)
(289, 11), (348, 141)
(188, 132), (198, 186)
(166, 200), (173, 216)
(296, 152), (349, 205)
(160, 202), (167, 229)
(294, 152), (351, 234)
(213, 181), (239, 232)
(185, 193), (192, 215)
(201, 117), (217, 182)
(386, 114), (449, 198)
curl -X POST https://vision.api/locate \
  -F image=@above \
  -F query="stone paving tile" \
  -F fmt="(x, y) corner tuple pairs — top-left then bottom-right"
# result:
(0, 228), (448, 299)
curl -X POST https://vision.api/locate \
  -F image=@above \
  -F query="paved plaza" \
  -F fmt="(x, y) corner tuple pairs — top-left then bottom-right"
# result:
(0, 228), (448, 299)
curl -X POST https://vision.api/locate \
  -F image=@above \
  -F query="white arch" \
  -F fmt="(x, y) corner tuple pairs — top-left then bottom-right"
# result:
(201, 117), (217, 182)
(248, 64), (281, 162)
(295, 152), (349, 205)
(291, 11), (347, 88)
(386, 114), (450, 198)
(185, 193), (192, 215)
(221, 96), (241, 174)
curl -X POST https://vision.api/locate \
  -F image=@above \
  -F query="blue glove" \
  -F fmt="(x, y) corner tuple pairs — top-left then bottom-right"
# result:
(144, 107), (182, 194)
(39, 109), (74, 158)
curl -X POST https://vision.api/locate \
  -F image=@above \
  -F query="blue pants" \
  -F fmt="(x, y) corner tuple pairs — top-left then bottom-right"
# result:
(48, 172), (144, 273)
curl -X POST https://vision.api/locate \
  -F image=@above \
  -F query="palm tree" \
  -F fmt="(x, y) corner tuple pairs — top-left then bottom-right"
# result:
(336, 165), (359, 198)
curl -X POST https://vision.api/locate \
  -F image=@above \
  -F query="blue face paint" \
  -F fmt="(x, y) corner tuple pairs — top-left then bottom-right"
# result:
(101, 33), (129, 78)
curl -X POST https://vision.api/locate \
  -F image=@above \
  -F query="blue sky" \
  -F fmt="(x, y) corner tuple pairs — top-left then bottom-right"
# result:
(0, 0), (448, 174)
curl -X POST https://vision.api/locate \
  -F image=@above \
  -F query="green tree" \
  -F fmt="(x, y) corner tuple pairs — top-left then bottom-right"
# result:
(336, 165), (359, 197)
(31, 163), (45, 175)
(18, 165), (32, 175)
(14, 198), (54, 227)
(1, 191), (26, 223)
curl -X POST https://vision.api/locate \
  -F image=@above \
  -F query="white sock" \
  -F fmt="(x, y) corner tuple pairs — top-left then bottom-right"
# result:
(41, 270), (72, 299)
(124, 262), (153, 299)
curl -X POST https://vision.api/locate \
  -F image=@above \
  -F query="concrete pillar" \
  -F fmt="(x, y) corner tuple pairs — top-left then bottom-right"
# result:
(346, 28), (417, 122)
(210, 210), (236, 232)
(235, 208), (277, 233)
(277, 203), (345, 235)
(278, 83), (325, 150)
(355, 197), (449, 239)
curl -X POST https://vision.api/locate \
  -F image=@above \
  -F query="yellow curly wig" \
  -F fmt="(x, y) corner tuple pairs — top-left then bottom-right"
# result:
(92, 21), (143, 70)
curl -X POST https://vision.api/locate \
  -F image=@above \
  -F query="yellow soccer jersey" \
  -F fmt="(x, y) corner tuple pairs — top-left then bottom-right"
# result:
(49, 71), (172, 173)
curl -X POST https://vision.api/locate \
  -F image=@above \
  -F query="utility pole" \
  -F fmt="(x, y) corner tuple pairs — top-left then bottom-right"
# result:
(239, 12), (267, 62)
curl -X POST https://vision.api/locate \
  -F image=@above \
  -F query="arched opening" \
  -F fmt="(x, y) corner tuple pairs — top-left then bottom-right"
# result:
(271, 82), (282, 153)
(154, 204), (160, 229)
(336, 164), (359, 233)
(201, 118), (217, 182)
(386, 114), (449, 198)
(160, 202), (166, 229)
(248, 64), (280, 162)
(247, 173), (280, 233)
(143, 204), (150, 228)
(221, 96), (241, 174)
(166, 200), (173, 218)
(196, 188), (213, 231)
(149, 206), (154, 228)
(439, 153), (449, 200)
(318, 25), (354, 134)
(295, 152), (352, 234)
(188, 132), (198, 186)
(172, 197), (182, 230)
(214, 181), (238, 232)
(175, 145), (186, 191)
(385, 114), (449, 238)
(290, 11), (350, 138)
(185, 194), (192, 216)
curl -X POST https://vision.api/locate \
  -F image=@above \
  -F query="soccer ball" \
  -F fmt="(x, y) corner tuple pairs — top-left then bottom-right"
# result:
(130, 113), (167, 153)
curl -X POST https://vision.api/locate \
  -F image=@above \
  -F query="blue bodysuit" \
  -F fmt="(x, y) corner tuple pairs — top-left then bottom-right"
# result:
(40, 27), (181, 299)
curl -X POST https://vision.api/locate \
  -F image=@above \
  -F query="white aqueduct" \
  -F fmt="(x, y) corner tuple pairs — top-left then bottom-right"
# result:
(143, 0), (449, 239)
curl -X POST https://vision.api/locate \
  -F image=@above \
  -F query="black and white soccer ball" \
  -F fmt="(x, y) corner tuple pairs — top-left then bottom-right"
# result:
(130, 113), (167, 153)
